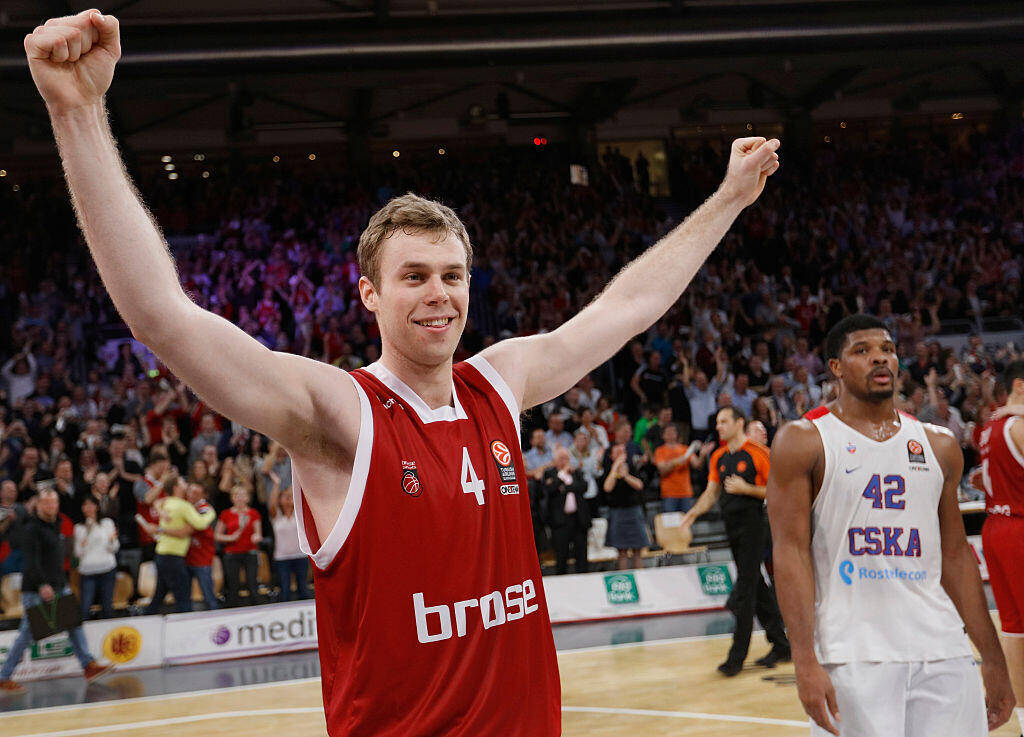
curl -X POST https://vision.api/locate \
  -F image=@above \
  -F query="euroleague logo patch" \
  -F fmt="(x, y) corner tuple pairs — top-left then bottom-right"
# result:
(907, 439), (926, 464)
(490, 440), (518, 483)
(401, 460), (423, 497)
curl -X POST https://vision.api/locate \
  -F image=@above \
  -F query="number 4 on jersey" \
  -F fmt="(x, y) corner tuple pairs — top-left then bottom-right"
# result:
(462, 447), (486, 506)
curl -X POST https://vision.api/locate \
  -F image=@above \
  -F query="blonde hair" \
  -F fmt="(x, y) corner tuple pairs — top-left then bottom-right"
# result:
(357, 193), (472, 288)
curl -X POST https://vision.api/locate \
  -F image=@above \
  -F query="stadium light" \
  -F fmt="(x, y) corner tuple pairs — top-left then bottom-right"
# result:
(202, 171), (210, 179)
(12, 184), (19, 192)
(164, 164), (175, 171)
(951, 112), (964, 120)
(161, 155), (172, 163)
(438, 148), (446, 156)
(168, 172), (179, 180)
(193, 153), (205, 161)
(308, 153), (317, 161)
(392, 150), (400, 158)
(0, 170), (6, 178)
(272, 155), (280, 163)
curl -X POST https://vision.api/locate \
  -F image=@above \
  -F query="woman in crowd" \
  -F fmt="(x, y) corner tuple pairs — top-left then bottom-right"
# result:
(267, 472), (309, 601)
(73, 496), (119, 619)
(215, 485), (263, 607)
(602, 443), (649, 570)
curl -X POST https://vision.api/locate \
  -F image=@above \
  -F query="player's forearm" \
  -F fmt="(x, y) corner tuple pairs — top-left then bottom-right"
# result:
(773, 542), (818, 666)
(50, 102), (189, 342)
(942, 544), (1007, 665)
(587, 190), (745, 339)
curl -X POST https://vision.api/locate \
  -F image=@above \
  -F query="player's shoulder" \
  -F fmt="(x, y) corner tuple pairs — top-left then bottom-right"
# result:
(769, 419), (824, 464)
(920, 421), (956, 446)
(709, 445), (727, 464)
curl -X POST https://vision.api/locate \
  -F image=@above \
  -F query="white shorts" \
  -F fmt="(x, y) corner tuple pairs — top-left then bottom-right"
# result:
(809, 657), (986, 737)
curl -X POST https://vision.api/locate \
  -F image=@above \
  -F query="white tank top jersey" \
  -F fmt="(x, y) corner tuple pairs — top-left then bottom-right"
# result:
(806, 408), (973, 664)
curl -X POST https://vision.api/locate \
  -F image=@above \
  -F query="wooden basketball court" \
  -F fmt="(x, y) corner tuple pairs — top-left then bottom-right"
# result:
(4, 631), (1018, 737)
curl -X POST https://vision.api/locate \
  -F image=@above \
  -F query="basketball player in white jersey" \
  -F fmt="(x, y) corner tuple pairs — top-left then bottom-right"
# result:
(767, 314), (1015, 736)
(23, 11), (780, 733)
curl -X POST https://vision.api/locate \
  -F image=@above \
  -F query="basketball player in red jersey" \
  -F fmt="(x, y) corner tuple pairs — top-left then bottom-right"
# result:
(24, 12), (779, 735)
(767, 314), (1014, 736)
(976, 360), (1024, 736)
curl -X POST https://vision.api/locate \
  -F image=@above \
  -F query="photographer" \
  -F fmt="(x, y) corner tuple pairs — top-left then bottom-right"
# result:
(0, 490), (112, 694)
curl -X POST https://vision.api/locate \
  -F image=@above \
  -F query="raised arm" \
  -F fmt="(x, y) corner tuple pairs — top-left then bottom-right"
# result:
(24, 11), (358, 458)
(927, 426), (1015, 730)
(764, 420), (840, 736)
(480, 137), (780, 409)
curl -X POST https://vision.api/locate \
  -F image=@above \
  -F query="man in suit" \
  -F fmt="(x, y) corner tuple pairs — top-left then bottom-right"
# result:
(542, 447), (591, 575)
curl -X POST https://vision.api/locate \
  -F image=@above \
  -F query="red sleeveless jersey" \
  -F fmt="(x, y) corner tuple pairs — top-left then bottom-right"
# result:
(978, 416), (1024, 518)
(294, 356), (561, 737)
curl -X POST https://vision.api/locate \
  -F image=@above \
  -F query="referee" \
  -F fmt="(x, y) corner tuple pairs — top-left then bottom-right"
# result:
(681, 406), (790, 676)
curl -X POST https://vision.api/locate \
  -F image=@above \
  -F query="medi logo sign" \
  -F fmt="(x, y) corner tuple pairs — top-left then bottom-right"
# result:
(164, 601), (318, 664)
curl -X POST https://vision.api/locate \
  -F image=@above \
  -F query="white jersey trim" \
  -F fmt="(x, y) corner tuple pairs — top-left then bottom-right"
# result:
(465, 354), (521, 439)
(1003, 417), (1024, 470)
(363, 361), (467, 424)
(293, 373), (374, 570)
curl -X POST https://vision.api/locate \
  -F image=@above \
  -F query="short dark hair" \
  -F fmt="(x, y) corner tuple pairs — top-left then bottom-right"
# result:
(717, 405), (746, 425)
(1002, 360), (1024, 393)
(826, 314), (888, 360)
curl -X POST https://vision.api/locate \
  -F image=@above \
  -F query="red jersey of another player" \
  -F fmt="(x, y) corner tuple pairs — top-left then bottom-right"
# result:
(186, 499), (216, 567)
(979, 415), (1024, 636)
(977, 416), (1024, 518)
(294, 356), (560, 737)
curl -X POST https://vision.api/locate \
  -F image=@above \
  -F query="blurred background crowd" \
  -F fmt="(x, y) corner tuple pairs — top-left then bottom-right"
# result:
(0, 119), (1021, 619)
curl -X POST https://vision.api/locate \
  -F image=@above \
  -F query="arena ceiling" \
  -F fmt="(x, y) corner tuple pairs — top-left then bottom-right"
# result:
(0, 0), (1021, 156)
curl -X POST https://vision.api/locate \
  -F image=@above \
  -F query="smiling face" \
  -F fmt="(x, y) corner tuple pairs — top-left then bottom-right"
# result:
(830, 328), (899, 402)
(359, 230), (469, 370)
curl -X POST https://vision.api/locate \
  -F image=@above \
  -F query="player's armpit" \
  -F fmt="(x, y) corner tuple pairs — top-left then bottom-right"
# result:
(139, 299), (360, 458)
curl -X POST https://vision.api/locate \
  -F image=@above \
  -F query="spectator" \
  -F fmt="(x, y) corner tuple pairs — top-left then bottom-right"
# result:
(630, 350), (668, 410)
(789, 365), (822, 406)
(259, 440), (291, 496)
(183, 482), (219, 610)
(642, 406), (677, 454)
(0, 490), (113, 694)
(73, 496), (119, 620)
(2, 345), (38, 407)
(133, 445), (171, 566)
(602, 443), (649, 570)
(545, 414), (573, 452)
(215, 485), (263, 607)
(728, 372), (759, 418)
(268, 473), (309, 601)
(767, 376), (796, 421)
(576, 408), (610, 452)
(568, 429), (602, 516)
(524, 429), (554, 480)
(683, 363), (726, 441)
(746, 420), (769, 446)
(0, 479), (27, 576)
(51, 457), (80, 523)
(161, 415), (188, 473)
(542, 447), (591, 575)
(749, 396), (780, 444)
(17, 446), (49, 502)
(654, 424), (701, 512)
(140, 471), (215, 614)
(188, 413), (221, 467)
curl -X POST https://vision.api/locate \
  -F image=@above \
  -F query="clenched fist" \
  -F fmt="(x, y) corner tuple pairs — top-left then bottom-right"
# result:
(24, 9), (121, 117)
(719, 137), (782, 209)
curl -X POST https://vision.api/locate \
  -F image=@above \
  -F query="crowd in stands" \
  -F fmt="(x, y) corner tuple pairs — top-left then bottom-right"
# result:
(0, 120), (1021, 618)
